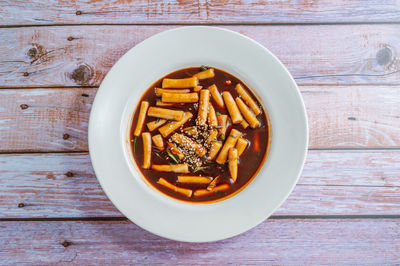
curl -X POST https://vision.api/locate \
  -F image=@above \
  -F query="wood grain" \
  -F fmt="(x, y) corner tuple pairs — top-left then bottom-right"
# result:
(0, 150), (398, 218)
(1, 25), (399, 87)
(0, 219), (399, 264)
(1, 85), (399, 152)
(0, 88), (93, 152)
(1, 1), (400, 25)
(1, 1), (398, 261)
(304, 85), (400, 148)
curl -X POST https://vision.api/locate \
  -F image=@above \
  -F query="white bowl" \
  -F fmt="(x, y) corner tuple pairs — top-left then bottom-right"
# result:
(89, 26), (308, 242)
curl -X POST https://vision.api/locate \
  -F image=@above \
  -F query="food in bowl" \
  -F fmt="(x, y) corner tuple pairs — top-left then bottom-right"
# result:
(129, 66), (270, 203)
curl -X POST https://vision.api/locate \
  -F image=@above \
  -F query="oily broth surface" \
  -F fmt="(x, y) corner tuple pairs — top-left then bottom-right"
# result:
(130, 67), (269, 202)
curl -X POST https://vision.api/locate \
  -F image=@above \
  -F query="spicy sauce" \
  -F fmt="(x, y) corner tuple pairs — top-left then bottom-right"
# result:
(129, 67), (270, 203)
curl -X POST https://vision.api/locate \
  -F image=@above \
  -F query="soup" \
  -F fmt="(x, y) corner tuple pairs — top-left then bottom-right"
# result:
(129, 66), (270, 203)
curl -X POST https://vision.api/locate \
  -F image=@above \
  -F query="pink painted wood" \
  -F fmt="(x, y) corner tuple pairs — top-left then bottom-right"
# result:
(0, 150), (398, 218)
(0, 219), (399, 264)
(1, 0), (400, 25)
(0, 85), (399, 152)
(0, 25), (399, 88)
(0, 1), (399, 260)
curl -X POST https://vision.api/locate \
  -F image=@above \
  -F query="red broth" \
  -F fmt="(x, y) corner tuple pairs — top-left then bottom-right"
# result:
(129, 67), (270, 203)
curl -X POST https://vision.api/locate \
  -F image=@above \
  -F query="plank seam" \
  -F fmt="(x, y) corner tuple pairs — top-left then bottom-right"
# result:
(297, 184), (400, 188)
(1, 22), (400, 29)
(1, 215), (400, 222)
(0, 151), (89, 155)
(308, 147), (400, 151)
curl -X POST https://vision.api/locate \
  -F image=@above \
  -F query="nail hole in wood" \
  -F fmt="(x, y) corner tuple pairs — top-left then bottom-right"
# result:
(348, 117), (357, 121)
(76, 10), (82, 15)
(20, 104), (29, 110)
(81, 93), (89, 97)
(63, 133), (70, 140)
(67, 36), (74, 41)
(65, 171), (74, 177)
(18, 203), (25, 208)
(23, 72), (29, 77)
(61, 240), (72, 247)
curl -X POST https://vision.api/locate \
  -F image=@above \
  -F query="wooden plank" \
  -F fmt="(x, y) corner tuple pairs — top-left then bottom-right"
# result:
(1, 1), (400, 25)
(0, 88), (93, 152)
(0, 25), (399, 87)
(304, 85), (400, 149)
(0, 150), (399, 218)
(0, 219), (399, 264)
(1, 85), (399, 152)
(0, 152), (118, 218)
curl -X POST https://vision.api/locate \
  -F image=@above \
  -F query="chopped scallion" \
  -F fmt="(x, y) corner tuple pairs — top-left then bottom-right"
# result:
(166, 149), (179, 164)
(132, 137), (137, 153)
(215, 190), (223, 195)
(200, 65), (208, 71)
(193, 166), (210, 173)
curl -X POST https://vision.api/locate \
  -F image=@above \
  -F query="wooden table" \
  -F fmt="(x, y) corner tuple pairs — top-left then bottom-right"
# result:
(1, 1), (399, 264)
